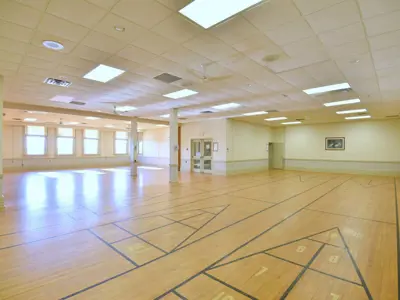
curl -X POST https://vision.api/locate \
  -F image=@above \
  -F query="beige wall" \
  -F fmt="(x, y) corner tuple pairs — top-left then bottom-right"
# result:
(3, 123), (130, 171)
(283, 119), (400, 175)
(284, 119), (400, 161)
(139, 127), (169, 166)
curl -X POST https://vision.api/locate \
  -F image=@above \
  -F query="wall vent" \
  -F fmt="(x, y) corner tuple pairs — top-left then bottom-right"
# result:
(44, 78), (72, 87)
(154, 73), (182, 84)
(69, 101), (86, 106)
(201, 110), (214, 114)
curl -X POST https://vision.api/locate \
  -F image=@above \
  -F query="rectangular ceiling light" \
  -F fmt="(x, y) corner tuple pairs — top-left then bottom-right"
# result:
(85, 117), (100, 120)
(265, 117), (287, 121)
(212, 103), (241, 110)
(83, 64), (125, 83)
(115, 106), (137, 112)
(24, 118), (37, 122)
(156, 124), (168, 127)
(65, 122), (80, 125)
(180, 0), (263, 29)
(282, 121), (302, 125)
(336, 109), (367, 115)
(324, 98), (360, 107)
(160, 114), (170, 118)
(242, 111), (268, 116)
(163, 89), (198, 99)
(345, 115), (371, 120)
(303, 83), (351, 95)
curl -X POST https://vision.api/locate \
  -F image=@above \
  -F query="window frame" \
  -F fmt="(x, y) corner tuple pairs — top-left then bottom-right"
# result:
(114, 131), (129, 155)
(83, 129), (100, 156)
(56, 127), (75, 156)
(24, 125), (47, 156)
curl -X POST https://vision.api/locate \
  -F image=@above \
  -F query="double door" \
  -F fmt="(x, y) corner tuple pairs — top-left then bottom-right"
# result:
(192, 139), (212, 173)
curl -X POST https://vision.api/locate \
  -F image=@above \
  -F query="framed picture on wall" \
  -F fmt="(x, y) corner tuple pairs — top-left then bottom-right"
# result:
(325, 137), (345, 150)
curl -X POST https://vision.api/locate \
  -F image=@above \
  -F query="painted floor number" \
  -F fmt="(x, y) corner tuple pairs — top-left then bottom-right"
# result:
(296, 246), (306, 253)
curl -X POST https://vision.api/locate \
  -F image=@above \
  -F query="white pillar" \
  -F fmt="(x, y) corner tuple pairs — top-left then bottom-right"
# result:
(0, 75), (4, 209)
(169, 108), (179, 182)
(130, 119), (138, 177)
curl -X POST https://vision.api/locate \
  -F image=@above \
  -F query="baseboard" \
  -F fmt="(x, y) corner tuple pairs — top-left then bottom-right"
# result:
(284, 158), (400, 176)
(180, 159), (269, 175)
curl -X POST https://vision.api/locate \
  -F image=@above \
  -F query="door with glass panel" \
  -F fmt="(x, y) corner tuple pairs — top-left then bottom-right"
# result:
(191, 139), (213, 173)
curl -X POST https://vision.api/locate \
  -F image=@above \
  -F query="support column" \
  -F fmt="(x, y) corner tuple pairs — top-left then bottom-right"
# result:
(0, 75), (4, 209)
(130, 119), (138, 177)
(169, 108), (179, 183)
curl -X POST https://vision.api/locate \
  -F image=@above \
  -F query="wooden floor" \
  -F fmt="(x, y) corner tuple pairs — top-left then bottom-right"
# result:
(0, 167), (398, 299)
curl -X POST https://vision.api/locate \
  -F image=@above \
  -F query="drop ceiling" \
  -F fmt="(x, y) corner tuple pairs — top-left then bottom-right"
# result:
(0, 0), (399, 126)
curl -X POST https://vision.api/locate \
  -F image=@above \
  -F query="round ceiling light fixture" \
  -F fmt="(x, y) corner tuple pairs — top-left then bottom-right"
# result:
(114, 26), (125, 32)
(42, 40), (64, 51)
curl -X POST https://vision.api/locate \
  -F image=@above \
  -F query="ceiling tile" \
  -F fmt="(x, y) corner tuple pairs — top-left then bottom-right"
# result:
(38, 13), (89, 42)
(62, 57), (98, 71)
(112, 0), (172, 29)
(86, 0), (119, 10)
(152, 13), (201, 43)
(293, 0), (345, 15)
(57, 64), (89, 77)
(328, 38), (370, 59)
(372, 45), (400, 70)
(71, 44), (110, 63)
(0, 20), (34, 43)
(47, 0), (107, 28)
(31, 31), (77, 53)
(117, 45), (157, 64)
(243, 0), (301, 31)
(162, 46), (211, 71)
(156, 0), (191, 11)
(0, 60), (19, 71)
(131, 31), (176, 55)
(369, 29), (400, 51)
(134, 65), (163, 78)
(19, 65), (53, 77)
(0, 0), (42, 29)
(103, 55), (141, 72)
(283, 36), (326, 58)
(183, 33), (238, 61)
(14, 0), (50, 11)
(82, 31), (127, 54)
(94, 13), (147, 43)
(303, 60), (346, 84)
(0, 36), (27, 54)
(0, 49), (23, 63)
(22, 56), (58, 70)
(25, 44), (66, 62)
(278, 68), (319, 89)
(265, 18), (315, 46)
(306, 0), (361, 34)
(318, 22), (365, 47)
(358, 0), (400, 19)
(335, 53), (377, 80)
(148, 56), (186, 75)
(210, 16), (259, 45)
(363, 10), (400, 37)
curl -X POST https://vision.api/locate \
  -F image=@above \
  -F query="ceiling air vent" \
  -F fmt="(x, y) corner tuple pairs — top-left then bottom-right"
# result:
(44, 78), (72, 87)
(178, 117), (188, 120)
(296, 118), (305, 121)
(154, 73), (182, 84)
(313, 88), (353, 97)
(386, 115), (399, 118)
(12, 118), (22, 121)
(201, 110), (214, 114)
(266, 109), (279, 113)
(69, 101), (86, 106)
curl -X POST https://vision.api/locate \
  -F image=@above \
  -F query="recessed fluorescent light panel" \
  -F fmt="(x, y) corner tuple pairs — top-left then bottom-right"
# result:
(83, 64), (125, 83)
(24, 118), (37, 122)
(180, 0), (263, 29)
(50, 95), (74, 103)
(115, 106), (136, 112)
(242, 111), (268, 116)
(26, 111), (48, 114)
(336, 109), (367, 115)
(303, 83), (351, 95)
(65, 122), (80, 125)
(163, 89), (198, 99)
(156, 125), (168, 127)
(105, 125), (114, 128)
(265, 117), (287, 121)
(324, 98), (360, 107)
(85, 117), (100, 120)
(160, 114), (170, 118)
(345, 115), (371, 120)
(212, 103), (241, 110)
(282, 121), (302, 125)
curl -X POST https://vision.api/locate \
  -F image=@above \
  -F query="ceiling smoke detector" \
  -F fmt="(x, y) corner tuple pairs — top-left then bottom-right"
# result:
(42, 40), (64, 51)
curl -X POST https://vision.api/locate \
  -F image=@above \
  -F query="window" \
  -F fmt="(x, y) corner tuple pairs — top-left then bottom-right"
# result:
(84, 129), (99, 155)
(115, 131), (128, 155)
(57, 128), (74, 155)
(26, 126), (46, 155)
(138, 132), (143, 155)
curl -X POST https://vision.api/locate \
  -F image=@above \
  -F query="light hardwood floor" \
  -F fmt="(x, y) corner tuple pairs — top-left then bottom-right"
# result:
(0, 168), (398, 299)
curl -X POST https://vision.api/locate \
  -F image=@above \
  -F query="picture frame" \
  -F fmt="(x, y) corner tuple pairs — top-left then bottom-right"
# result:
(325, 137), (345, 150)
(213, 142), (219, 152)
